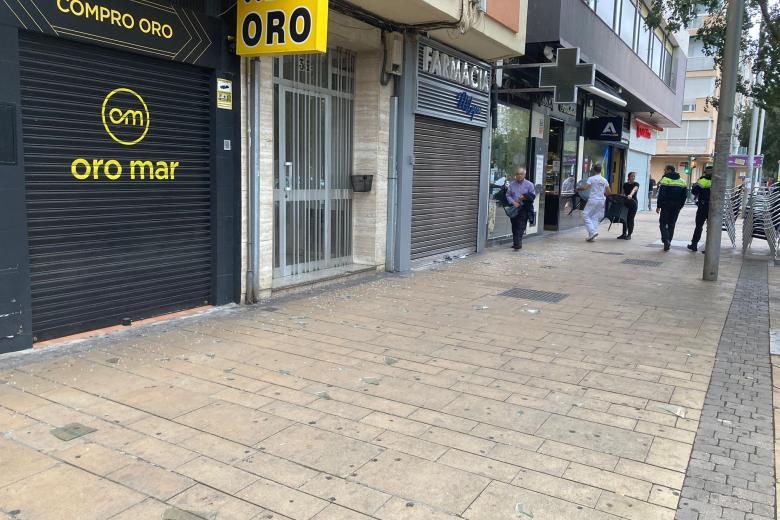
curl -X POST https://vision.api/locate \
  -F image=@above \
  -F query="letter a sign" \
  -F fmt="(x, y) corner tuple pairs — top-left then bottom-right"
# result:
(237, 0), (328, 56)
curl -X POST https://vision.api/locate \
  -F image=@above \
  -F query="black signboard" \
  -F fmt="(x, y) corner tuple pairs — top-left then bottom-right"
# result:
(0, 0), (218, 68)
(585, 117), (623, 142)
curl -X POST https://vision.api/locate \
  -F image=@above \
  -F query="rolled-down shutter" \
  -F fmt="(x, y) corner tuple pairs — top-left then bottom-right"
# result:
(20, 33), (213, 341)
(411, 116), (482, 260)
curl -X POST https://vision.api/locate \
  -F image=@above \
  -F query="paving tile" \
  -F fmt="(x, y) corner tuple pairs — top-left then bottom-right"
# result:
(464, 480), (619, 520)
(108, 498), (169, 520)
(359, 412), (430, 436)
(54, 441), (135, 476)
(537, 440), (619, 471)
(236, 450), (319, 489)
(407, 408), (478, 433)
(107, 460), (195, 501)
(124, 436), (199, 469)
(300, 474), (391, 515)
(114, 385), (213, 419)
(437, 448), (519, 482)
(419, 426), (495, 454)
(487, 444), (569, 477)
(260, 424), (382, 477)
(176, 456), (259, 494)
(176, 402), (292, 446)
(535, 414), (653, 461)
(513, 467), (603, 508)
(167, 483), (267, 519)
(645, 437), (693, 472)
(311, 504), (374, 520)
(441, 394), (550, 435)
(469, 423), (544, 451)
(353, 450), (490, 514)
(614, 458), (686, 489)
(178, 432), (255, 465)
(236, 477), (330, 520)
(579, 373), (675, 402)
(0, 437), (58, 487)
(648, 484), (681, 509)
(564, 462), (652, 500)
(596, 491), (676, 520)
(374, 496), (459, 520)
(372, 430), (448, 460)
(0, 464), (143, 520)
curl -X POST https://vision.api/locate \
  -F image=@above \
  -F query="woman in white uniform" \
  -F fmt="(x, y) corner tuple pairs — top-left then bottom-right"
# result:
(576, 164), (611, 241)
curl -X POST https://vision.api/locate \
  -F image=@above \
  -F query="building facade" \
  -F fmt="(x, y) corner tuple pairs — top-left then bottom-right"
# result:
(488, 0), (688, 241)
(0, 0), (241, 353)
(240, 0), (529, 301)
(651, 6), (747, 188)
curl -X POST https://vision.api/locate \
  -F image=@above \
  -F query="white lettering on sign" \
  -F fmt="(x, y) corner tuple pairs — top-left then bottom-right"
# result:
(421, 45), (490, 94)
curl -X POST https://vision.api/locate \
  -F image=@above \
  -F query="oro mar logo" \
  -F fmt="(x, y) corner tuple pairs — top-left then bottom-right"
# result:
(101, 88), (150, 146)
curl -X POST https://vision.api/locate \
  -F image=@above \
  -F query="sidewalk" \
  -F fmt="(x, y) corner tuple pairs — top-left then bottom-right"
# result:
(0, 208), (769, 520)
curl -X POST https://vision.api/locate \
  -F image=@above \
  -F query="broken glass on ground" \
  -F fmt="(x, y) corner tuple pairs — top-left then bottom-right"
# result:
(50, 423), (97, 442)
(522, 309), (541, 315)
(278, 369), (291, 376)
(515, 503), (534, 518)
(473, 305), (488, 311)
(314, 391), (331, 400)
(361, 377), (380, 385)
(655, 404), (687, 419)
(384, 357), (398, 366)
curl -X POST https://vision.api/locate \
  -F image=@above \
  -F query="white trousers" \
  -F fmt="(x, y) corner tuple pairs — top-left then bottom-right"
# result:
(583, 199), (605, 236)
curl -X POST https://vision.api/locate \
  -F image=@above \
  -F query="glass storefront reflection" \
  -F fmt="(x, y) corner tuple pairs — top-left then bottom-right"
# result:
(489, 102), (530, 240)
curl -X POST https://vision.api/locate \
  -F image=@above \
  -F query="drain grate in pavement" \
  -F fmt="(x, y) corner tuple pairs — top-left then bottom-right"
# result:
(622, 259), (663, 267)
(499, 288), (569, 303)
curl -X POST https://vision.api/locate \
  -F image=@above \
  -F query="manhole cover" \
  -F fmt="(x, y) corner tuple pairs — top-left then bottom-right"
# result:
(499, 288), (568, 303)
(622, 259), (663, 267)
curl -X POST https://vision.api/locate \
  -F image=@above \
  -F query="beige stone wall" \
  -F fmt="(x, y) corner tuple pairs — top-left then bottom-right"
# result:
(257, 58), (275, 298)
(352, 50), (393, 268)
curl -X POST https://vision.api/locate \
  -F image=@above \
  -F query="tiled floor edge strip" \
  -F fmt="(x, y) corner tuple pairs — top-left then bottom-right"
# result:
(676, 260), (777, 520)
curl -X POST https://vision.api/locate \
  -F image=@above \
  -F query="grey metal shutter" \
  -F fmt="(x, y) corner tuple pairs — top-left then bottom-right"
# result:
(20, 33), (212, 341)
(411, 116), (482, 260)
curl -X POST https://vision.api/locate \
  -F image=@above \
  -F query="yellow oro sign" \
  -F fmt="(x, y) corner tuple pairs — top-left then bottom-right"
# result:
(237, 0), (329, 56)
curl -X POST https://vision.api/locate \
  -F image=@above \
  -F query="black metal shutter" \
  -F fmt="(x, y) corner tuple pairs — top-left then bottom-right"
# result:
(20, 33), (212, 341)
(411, 116), (482, 260)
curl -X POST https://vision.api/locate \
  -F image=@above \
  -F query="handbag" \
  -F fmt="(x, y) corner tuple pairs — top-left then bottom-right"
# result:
(504, 205), (519, 219)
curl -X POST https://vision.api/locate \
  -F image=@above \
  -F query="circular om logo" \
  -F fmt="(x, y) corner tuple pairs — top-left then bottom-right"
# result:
(101, 88), (150, 146)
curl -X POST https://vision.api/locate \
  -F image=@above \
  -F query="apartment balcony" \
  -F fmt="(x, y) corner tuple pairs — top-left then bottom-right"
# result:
(660, 139), (713, 154)
(687, 56), (716, 72)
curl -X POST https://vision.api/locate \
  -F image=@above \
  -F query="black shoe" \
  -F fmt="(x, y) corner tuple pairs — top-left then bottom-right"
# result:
(512, 245), (521, 250)
(663, 241), (671, 251)
(617, 235), (628, 240)
(626, 235), (632, 240)
(687, 244), (697, 252)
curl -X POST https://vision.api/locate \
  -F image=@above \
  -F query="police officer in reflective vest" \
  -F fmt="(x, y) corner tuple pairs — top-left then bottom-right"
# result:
(687, 165), (713, 252)
(656, 165), (689, 251)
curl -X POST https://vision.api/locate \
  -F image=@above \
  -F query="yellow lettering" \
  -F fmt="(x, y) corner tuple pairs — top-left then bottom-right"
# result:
(104, 160), (122, 180)
(99, 6), (109, 21)
(161, 24), (173, 39)
(70, 0), (83, 16)
(57, 0), (70, 14)
(91, 159), (104, 180)
(110, 9), (121, 26)
(130, 160), (153, 180)
(139, 18), (150, 33)
(71, 158), (90, 180)
(85, 3), (98, 18)
(169, 161), (179, 180)
(154, 162), (169, 180)
(151, 20), (162, 36)
(121, 13), (134, 29)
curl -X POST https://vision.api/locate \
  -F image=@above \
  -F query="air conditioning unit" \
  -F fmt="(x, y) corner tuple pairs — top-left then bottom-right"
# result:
(475, 0), (487, 13)
(385, 32), (404, 76)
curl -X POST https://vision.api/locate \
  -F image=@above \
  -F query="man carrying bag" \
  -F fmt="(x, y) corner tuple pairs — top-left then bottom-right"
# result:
(505, 167), (536, 250)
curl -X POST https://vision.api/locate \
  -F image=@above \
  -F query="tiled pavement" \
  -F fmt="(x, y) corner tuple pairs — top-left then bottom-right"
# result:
(0, 208), (773, 520)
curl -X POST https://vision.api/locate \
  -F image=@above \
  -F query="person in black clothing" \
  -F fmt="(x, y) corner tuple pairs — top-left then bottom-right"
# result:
(648, 178), (656, 210)
(656, 165), (689, 251)
(618, 171), (639, 240)
(687, 165), (713, 252)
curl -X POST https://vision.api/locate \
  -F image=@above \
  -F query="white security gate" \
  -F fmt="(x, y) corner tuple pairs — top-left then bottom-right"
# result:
(273, 50), (355, 278)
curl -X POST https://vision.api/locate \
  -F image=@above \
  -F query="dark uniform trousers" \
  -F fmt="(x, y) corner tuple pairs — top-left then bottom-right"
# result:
(659, 207), (681, 243)
(510, 208), (531, 247)
(691, 204), (709, 246)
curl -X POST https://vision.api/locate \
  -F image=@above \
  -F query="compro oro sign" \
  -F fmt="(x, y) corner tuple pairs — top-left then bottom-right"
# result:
(237, 0), (328, 56)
